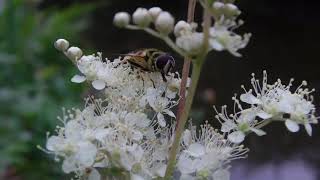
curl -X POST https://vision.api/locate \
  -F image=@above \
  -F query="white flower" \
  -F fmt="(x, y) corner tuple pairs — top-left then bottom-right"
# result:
(66, 46), (83, 61)
(148, 7), (162, 20)
(176, 32), (204, 55)
(54, 39), (69, 51)
(239, 71), (318, 136)
(113, 12), (130, 27)
(178, 123), (248, 178)
(46, 38), (184, 179)
(132, 8), (152, 27)
(174, 20), (192, 37)
(155, 11), (174, 35)
(209, 22), (251, 57)
(215, 106), (267, 143)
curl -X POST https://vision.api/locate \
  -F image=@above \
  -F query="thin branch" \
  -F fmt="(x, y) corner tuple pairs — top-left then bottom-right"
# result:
(176, 0), (197, 123)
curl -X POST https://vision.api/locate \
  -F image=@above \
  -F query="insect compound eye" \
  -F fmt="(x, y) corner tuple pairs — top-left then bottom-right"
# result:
(155, 54), (175, 69)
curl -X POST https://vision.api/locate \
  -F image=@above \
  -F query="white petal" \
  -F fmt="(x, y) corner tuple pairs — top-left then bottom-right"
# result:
(257, 111), (273, 119)
(285, 119), (300, 132)
(88, 168), (101, 180)
(163, 109), (176, 118)
(240, 92), (262, 104)
(131, 174), (144, 180)
(221, 121), (236, 133)
(250, 127), (266, 136)
(92, 80), (106, 90)
(212, 169), (230, 180)
(185, 143), (205, 157)
(304, 123), (312, 136)
(94, 129), (111, 142)
(182, 129), (192, 146)
(209, 39), (224, 51)
(180, 174), (196, 180)
(46, 136), (64, 151)
(76, 141), (97, 167)
(177, 153), (196, 174)
(155, 165), (167, 177)
(62, 156), (77, 173)
(71, 75), (86, 83)
(227, 131), (245, 144)
(157, 113), (166, 127)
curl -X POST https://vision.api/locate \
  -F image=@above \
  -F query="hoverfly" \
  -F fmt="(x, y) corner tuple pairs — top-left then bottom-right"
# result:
(121, 48), (175, 82)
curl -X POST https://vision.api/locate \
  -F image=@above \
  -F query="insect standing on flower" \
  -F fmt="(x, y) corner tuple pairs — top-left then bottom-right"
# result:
(121, 48), (175, 82)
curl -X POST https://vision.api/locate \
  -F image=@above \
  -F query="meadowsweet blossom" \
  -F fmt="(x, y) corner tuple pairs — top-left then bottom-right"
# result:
(113, 12), (130, 27)
(239, 71), (318, 135)
(177, 123), (248, 179)
(215, 71), (319, 144)
(155, 11), (175, 35)
(46, 39), (186, 179)
(214, 106), (266, 143)
(209, 18), (251, 57)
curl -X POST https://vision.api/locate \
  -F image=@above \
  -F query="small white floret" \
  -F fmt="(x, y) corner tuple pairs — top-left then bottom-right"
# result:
(148, 7), (162, 20)
(132, 8), (152, 27)
(113, 12), (130, 27)
(174, 20), (191, 37)
(155, 11), (175, 35)
(66, 46), (83, 61)
(54, 39), (69, 51)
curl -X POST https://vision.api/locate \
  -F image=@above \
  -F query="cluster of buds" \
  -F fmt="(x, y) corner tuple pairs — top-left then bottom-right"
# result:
(114, 7), (174, 35)
(114, 3), (251, 58)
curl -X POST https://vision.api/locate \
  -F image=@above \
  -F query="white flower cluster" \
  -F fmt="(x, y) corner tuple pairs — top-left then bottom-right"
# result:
(178, 123), (248, 180)
(215, 71), (319, 144)
(114, 3), (250, 57)
(45, 39), (249, 180)
(47, 39), (181, 179)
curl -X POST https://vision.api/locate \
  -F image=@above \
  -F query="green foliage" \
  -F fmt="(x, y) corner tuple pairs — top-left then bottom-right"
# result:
(0, 1), (96, 179)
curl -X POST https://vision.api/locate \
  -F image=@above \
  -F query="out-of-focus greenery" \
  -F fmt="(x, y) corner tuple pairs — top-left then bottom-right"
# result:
(0, 0), (97, 179)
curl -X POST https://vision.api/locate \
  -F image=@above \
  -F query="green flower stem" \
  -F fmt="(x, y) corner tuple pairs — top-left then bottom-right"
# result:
(164, 59), (204, 179)
(164, 9), (211, 179)
(125, 25), (187, 57)
(255, 119), (273, 129)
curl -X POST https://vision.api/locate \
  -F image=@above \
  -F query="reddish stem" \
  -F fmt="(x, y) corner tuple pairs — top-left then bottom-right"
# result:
(176, 0), (196, 124)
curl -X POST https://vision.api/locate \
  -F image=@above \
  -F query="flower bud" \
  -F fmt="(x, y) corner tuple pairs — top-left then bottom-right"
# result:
(174, 20), (192, 37)
(132, 8), (152, 27)
(148, 7), (162, 20)
(66, 47), (83, 61)
(113, 12), (130, 27)
(54, 39), (69, 51)
(212, 1), (225, 9)
(224, 3), (241, 17)
(155, 11), (174, 35)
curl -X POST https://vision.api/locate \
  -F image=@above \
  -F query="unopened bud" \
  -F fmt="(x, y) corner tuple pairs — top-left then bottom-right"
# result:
(174, 20), (192, 37)
(113, 12), (130, 27)
(155, 11), (174, 35)
(148, 7), (162, 20)
(54, 39), (69, 51)
(132, 8), (152, 27)
(225, 3), (241, 16)
(66, 47), (83, 61)
(212, 1), (225, 9)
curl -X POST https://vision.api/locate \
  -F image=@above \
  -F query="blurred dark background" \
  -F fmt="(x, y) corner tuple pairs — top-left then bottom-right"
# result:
(0, 0), (319, 180)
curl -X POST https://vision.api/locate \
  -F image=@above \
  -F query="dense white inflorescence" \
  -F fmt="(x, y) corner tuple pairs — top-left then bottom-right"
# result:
(215, 71), (318, 143)
(178, 123), (248, 180)
(43, 39), (249, 180)
(43, 1), (319, 179)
